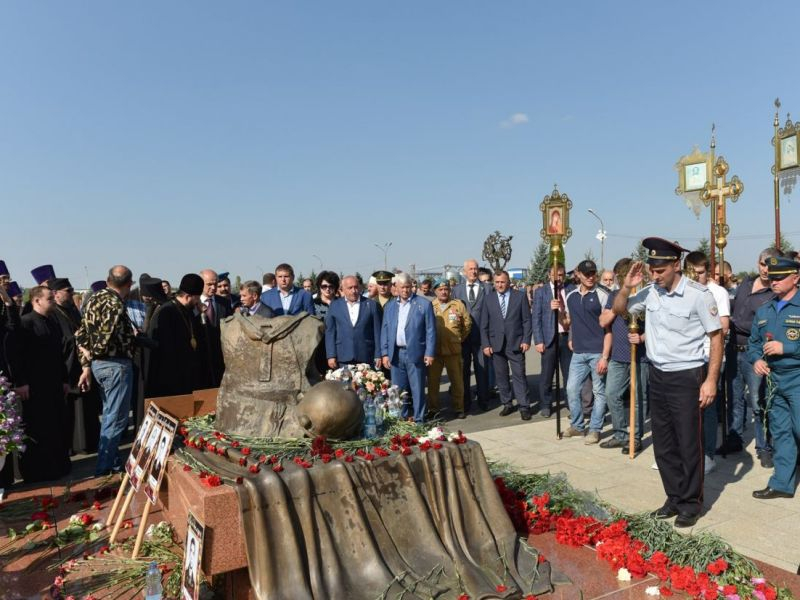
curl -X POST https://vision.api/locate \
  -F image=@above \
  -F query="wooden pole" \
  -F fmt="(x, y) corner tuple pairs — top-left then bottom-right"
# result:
(105, 473), (129, 527)
(109, 487), (136, 545)
(628, 317), (639, 459)
(131, 501), (153, 559)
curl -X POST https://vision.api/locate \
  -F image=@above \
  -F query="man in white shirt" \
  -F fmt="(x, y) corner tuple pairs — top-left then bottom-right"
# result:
(683, 252), (730, 474)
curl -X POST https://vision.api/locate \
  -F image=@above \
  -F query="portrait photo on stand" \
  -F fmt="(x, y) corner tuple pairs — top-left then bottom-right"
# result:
(133, 419), (162, 492)
(182, 512), (205, 600)
(144, 411), (179, 504)
(125, 404), (159, 480)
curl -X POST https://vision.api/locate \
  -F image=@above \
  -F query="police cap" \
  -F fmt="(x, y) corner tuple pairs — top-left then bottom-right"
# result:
(372, 270), (393, 284)
(642, 237), (688, 265)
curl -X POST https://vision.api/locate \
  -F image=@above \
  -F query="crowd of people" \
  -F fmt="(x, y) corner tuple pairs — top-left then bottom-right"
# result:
(0, 240), (798, 527)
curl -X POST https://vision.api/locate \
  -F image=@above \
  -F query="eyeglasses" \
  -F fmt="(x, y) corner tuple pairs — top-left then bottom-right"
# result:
(320, 284), (334, 290)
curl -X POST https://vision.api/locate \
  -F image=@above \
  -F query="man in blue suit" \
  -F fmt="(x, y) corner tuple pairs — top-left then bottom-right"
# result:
(325, 275), (382, 369)
(380, 272), (436, 422)
(452, 258), (492, 412)
(260, 263), (315, 316)
(532, 265), (571, 417)
(481, 270), (533, 420)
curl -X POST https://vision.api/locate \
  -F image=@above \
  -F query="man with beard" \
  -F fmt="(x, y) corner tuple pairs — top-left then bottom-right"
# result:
(146, 274), (210, 397)
(51, 277), (101, 453)
(17, 286), (71, 482)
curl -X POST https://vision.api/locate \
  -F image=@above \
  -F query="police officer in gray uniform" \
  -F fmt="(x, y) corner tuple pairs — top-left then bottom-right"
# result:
(612, 237), (722, 527)
(748, 256), (800, 499)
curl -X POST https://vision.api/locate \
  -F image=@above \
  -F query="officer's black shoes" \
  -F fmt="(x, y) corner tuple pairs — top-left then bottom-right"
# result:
(674, 512), (700, 528)
(752, 487), (794, 500)
(715, 440), (743, 455)
(520, 408), (532, 421)
(498, 404), (517, 417)
(758, 451), (774, 469)
(651, 504), (678, 519)
(599, 438), (627, 449)
(621, 440), (643, 454)
(478, 400), (489, 412)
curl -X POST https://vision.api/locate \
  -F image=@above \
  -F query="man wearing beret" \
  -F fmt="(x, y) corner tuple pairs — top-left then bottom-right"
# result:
(747, 257), (800, 499)
(428, 279), (472, 419)
(613, 238), (722, 527)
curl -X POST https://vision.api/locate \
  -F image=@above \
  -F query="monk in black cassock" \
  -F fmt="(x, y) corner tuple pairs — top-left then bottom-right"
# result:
(50, 277), (101, 453)
(146, 274), (211, 398)
(17, 285), (71, 483)
(138, 276), (169, 389)
(0, 265), (22, 489)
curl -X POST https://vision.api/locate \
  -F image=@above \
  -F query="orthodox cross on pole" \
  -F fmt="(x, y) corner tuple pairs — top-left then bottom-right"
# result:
(701, 157), (743, 282)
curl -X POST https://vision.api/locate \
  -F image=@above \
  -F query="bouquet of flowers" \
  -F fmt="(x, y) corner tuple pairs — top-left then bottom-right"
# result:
(325, 364), (405, 417)
(0, 374), (25, 457)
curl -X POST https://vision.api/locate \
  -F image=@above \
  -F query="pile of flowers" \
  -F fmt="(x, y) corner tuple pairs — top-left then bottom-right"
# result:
(0, 374), (26, 457)
(325, 363), (405, 415)
(178, 422), (469, 487)
(494, 476), (788, 600)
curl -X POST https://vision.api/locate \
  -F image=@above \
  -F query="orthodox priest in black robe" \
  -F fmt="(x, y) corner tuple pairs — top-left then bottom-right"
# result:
(17, 286), (71, 483)
(0, 271), (21, 490)
(51, 277), (101, 453)
(146, 274), (211, 398)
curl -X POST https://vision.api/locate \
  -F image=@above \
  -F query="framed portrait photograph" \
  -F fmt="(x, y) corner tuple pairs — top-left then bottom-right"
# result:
(780, 134), (798, 170)
(539, 186), (572, 242)
(684, 162), (707, 191)
(133, 421), (163, 492)
(126, 404), (159, 479)
(182, 512), (205, 600)
(144, 411), (179, 504)
(547, 207), (564, 235)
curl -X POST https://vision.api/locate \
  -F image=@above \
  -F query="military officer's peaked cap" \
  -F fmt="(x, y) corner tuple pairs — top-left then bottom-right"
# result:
(372, 270), (393, 284)
(642, 238), (688, 265)
(766, 256), (800, 278)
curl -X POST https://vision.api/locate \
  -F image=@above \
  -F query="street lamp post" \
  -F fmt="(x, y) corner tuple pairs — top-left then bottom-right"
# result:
(312, 254), (323, 271)
(374, 242), (392, 270)
(587, 209), (606, 270)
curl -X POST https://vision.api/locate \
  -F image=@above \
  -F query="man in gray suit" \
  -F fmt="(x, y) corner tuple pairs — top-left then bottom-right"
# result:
(453, 259), (491, 412)
(480, 270), (533, 420)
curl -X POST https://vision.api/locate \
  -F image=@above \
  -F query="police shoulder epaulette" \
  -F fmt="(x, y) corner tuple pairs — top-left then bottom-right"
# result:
(685, 279), (707, 292)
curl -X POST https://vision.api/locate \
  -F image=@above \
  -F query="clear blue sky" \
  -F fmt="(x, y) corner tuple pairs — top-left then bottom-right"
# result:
(2, 1), (799, 287)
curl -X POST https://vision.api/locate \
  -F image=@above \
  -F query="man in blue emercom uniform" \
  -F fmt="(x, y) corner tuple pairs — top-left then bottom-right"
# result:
(748, 257), (800, 500)
(612, 238), (722, 527)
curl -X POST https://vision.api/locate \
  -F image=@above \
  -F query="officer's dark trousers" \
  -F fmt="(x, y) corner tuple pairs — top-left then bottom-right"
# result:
(766, 372), (800, 494)
(650, 365), (705, 516)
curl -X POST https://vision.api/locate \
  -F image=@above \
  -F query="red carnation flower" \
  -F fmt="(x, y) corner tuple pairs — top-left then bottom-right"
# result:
(241, 447), (251, 456)
(258, 454), (267, 463)
(183, 464), (191, 471)
(269, 455), (279, 464)
(236, 477), (244, 484)
(401, 447), (412, 456)
(496, 584), (507, 593)
(92, 501), (102, 510)
(272, 464), (284, 473)
(80, 513), (94, 526)
(238, 457), (247, 466)
(364, 453), (374, 461)
(433, 442), (442, 450)
(231, 440), (240, 448)
(249, 464), (260, 473)
(321, 454), (332, 463)
(344, 455), (354, 463)
(31, 511), (49, 521)
(334, 448), (345, 458)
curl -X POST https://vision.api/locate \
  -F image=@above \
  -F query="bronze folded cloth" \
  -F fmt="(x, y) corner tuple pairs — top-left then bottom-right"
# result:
(191, 440), (565, 599)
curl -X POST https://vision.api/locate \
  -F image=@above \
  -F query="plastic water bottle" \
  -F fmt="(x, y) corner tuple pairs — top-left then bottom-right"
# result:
(364, 397), (377, 439)
(374, 401), (385, 435)
(144, 561), (162, 600)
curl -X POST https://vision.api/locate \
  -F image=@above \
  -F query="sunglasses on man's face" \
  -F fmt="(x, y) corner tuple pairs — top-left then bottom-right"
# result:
(769, 274), (793, 281)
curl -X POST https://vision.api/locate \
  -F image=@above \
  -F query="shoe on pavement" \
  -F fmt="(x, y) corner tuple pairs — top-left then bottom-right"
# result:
(752, 487), (794, 500)
(621, 440), (643, 454)
(539, 408), (551, 418)
(520, 408), (532, 421)
(563, 426), (584, 438)
(584, 431), (600, 445)
(651, 504), (678, 519)
(599, 437), (626, 449)
(674, 512), (700, 528)
(715, 440), (743, 455)
(704, 456), (716, 475)
(499, 404), (517, 417)
(758, 450), (774, 469)
(455, 412), (466, 420)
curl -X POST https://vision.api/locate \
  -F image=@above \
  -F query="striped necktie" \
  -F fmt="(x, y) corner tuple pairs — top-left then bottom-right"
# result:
(500, 293), (507, 318)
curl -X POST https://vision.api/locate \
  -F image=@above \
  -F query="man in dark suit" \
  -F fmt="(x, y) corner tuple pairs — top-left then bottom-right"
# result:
(452, 259), (491, 412)
(381, 272), (436, 422)
(238, 280), (275, 318)
(325, 275), (382, 368)
(480, 270), (533, 420)
(532, 265), (571, 417)
(260, 263), (315, 316)
(200, 269), (233, 387)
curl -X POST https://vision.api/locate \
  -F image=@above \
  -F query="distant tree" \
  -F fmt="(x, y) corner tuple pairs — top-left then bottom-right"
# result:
(770, 234), (795, 254)
(695, 238), (711, 256)
(234, 275), (242, 293)
(527, 242), (551, 284)
(631, 241), (648, 262)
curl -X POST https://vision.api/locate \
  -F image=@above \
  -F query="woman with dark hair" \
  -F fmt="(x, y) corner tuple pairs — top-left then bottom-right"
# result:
(313, 271), (340, 320)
